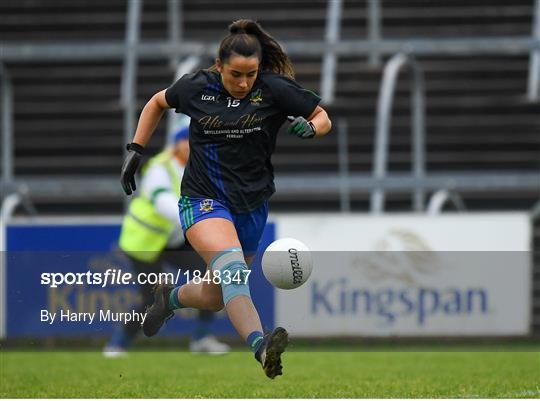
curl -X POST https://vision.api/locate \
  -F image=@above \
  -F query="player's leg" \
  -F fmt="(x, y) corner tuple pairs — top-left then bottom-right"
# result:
(185, 202), (288, 378)
(185, 203), (288, 378)
(182, 217), (263, 339)
(142, 217), (259, 335)
(143, 197), (287, 377)
(142, 198), (231, 337)
(165, 242), (230, 354)
(171, 196), (258, 323)
(230, 201), (289, 378)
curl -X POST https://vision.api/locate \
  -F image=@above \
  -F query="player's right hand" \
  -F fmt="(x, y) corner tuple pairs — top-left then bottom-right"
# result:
(120, 142), (144, 195)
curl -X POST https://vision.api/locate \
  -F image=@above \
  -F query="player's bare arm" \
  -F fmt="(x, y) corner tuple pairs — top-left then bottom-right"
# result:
(308, 105), (332, 137)
(132, 90), (171, 147)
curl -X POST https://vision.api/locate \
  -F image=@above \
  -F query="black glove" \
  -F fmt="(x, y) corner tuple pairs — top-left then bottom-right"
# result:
(287, 115), (316, 139)
(120, 142), (144, 195)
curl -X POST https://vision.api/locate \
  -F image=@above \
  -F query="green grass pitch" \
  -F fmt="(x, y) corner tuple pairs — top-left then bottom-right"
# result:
(1, 346), (539, 398)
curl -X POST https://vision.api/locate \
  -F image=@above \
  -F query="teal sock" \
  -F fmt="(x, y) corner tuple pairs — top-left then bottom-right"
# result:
(246, 331), (264, 353)
(168, 286), (184, 310)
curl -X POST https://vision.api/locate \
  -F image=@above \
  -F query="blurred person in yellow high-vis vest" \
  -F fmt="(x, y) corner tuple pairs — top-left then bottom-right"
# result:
(104, 115), (230, 357)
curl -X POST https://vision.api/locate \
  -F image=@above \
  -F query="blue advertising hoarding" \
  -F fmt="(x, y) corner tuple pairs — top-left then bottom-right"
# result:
(5, 221), (275, 338)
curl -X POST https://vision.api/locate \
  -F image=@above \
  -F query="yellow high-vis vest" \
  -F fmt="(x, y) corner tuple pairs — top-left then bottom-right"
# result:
(118, 150), (181, 263)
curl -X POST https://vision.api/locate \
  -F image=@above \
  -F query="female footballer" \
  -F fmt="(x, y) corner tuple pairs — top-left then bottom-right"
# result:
(120, 19), (331, 379)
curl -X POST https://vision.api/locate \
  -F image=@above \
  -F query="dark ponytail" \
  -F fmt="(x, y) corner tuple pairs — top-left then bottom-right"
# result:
(210, 19), (295, 79)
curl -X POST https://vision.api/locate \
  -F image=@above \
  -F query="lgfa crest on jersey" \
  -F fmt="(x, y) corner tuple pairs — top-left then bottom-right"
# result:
(199, 199), (214, 213)
(250, 89), (263, 105)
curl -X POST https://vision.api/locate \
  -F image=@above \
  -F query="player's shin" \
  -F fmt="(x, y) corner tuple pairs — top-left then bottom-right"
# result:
(210, 248), (263, 341)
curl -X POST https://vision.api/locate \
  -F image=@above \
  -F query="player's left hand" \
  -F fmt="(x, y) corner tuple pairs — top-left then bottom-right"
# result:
(287, 116), (316, 139)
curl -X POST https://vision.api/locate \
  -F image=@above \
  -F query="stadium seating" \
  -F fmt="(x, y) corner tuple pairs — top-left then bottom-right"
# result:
(1, 0), (538, 214)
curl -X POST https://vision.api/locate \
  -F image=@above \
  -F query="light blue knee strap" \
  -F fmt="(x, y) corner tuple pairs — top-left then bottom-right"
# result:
(211, 248), (252, 305)
(218, 262), (251, 305)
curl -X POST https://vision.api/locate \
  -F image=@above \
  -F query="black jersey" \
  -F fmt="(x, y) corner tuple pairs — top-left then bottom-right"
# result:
(165, 69), (320, 213)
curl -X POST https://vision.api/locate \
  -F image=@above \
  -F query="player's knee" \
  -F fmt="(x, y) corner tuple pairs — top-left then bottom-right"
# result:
(210, 247), (251, 306)
(199, 283), (225, 311)
(204, 293), (225, 312)
(220, 263), (251, 305)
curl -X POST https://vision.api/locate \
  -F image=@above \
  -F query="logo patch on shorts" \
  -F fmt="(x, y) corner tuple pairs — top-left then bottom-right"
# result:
(199, 199), (214, 213)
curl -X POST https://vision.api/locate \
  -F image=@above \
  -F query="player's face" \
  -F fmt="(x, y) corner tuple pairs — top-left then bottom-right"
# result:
(217, 54), (260, 99)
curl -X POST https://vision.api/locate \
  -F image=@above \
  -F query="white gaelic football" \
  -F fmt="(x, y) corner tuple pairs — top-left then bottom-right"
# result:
(261, 238), (313, 289)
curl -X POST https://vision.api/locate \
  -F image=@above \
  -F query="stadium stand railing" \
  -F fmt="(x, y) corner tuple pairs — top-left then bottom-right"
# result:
(1, 0), (539, 329)
(1, 0), (538, 212)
